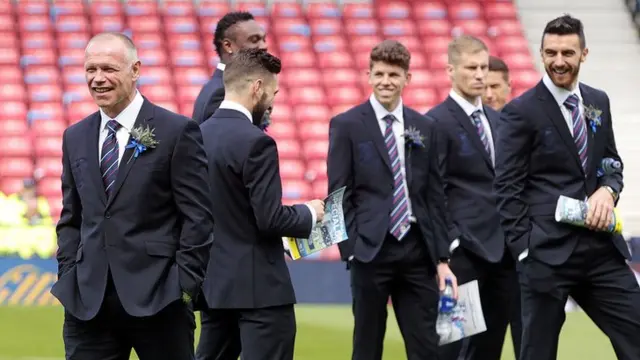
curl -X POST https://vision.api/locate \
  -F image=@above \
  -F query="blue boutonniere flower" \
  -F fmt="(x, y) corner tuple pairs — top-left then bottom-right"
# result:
(402, 127), (425, 149)
(125, 125), (159, 163)
(258, 111), (271, 132)
(583, 104), (602, 133)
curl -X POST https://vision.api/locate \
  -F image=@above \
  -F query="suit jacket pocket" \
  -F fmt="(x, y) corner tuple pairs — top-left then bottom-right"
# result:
(145, 241), (177, 258)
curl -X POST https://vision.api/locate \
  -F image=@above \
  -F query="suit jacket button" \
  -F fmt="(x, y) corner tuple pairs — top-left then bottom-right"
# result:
(105, 212), (111, 219)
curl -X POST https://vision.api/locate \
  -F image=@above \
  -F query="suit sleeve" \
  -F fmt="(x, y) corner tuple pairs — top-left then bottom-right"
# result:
(596, 93), (624, 199)
(428, 114), (461, 246)
(425, 123), (452, 260)
(55, 130), (82, 279)
(493, 102), (533, 259)
(170, 120), (214, 297)
(201, 87), (225, 124)
(327, 116), (358, 261)
(244, 135), (314, 238)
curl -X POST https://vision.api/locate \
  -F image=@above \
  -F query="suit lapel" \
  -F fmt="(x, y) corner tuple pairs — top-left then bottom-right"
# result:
(403, 107), (415, 187)
(87, 113), (107, 206)
(483, 105), (498, 145)
(579, 84), (597, 174)
(360, 102), (392, 173)
(536, 82), (584, 175)
(106, 99), (155, 209)
(446, 96), (492, 168)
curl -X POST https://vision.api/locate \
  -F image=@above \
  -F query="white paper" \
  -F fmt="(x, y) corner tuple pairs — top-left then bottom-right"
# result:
(437, 280), (487, 345)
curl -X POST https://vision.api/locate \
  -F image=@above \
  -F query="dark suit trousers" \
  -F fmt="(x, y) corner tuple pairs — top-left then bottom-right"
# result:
(519, 236), (640, 360)
(350, 228), (439, 360)
(439, 248), (515, 360)
(509, 266), (522, 360)
(63, 274), (196, 360)
(196, 304), (296, 360)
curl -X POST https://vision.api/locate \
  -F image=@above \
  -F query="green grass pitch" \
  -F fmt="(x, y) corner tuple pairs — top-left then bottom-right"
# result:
(0, 305), (616, 359)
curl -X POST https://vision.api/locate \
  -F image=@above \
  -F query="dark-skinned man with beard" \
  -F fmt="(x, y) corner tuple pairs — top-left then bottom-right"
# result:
(192, 11), (267, 125)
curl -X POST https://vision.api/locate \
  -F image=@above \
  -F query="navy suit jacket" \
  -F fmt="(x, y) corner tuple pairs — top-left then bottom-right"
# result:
(51, 98), (213, 321)
(199, 109), (313, 309)
(494, 81), (627, 265)
(192, 68), (225, 124)
(427, 97), (505, 263)
(327, 101), (450, 265)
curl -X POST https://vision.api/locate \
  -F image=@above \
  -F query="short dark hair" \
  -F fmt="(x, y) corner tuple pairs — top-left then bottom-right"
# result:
(223, 48), (281, 92)
(369, 40), (411, 72)
(488, 55), (509, 82)
(541, 14), (586, 49)
(214, 11), (255, 58)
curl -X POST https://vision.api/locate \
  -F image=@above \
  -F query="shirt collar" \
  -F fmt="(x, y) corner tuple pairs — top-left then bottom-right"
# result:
(218, 100), (252, 123)
(449, 89), (483, 117)
(217, 62), (226, 71)
(542, 73), (582, 108)
(369, 93), (403, 122)
(99, 90), (144, 131)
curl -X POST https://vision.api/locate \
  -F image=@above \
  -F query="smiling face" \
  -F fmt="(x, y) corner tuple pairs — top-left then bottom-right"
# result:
(368, 61), (411, 111)
(223, 20), (268, 58)
(84, 37), (140, 118)
(541, 33), (587, 90)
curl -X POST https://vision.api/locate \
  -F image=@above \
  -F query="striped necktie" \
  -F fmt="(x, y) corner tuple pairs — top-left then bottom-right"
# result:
(564, 94), (588, 172)
(383, 114), (411, 241)
(100, 120), (121, 198)
(470, 110), (491, 155)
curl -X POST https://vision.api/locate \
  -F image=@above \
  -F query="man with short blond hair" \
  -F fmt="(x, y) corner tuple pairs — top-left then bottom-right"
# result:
(427, 35), (514, 360)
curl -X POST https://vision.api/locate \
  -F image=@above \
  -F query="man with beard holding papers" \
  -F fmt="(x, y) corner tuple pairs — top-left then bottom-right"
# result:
(192, 11), (267, 125)
(327, 40), (456, 360)
(494, 14), (640, 360)
(426, 35), (514, 360)
(197, 48), (325, 360)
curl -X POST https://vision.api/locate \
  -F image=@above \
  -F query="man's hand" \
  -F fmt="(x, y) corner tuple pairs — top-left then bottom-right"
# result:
(437, 262), (458, 300)
(307, 199), (325, 222)
(585, 187), (615, 231)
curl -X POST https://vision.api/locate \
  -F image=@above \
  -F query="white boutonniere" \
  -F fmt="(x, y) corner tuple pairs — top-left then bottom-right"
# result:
(583, 104), (602, 133)
(125, 125), (159, 163)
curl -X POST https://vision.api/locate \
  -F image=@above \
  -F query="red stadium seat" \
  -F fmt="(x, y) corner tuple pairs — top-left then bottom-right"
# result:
(88, 1), (122, 16)
(0, 178), (26, 195)
(280, 52), (316, 68)
(22, 48), (57, 66)
(306, 159), (327, 181)
(162, 0), (195, 16)
(64, 84), (92, 103)
(273, 19), (310, 36)
(1, 102), (28, 121)
(34, 137), (63, 158)
(325, 68), (361, 87)
(422, 36), (451, 53)
(288, 87), (326, 106)
(317, 52), (354, 69)
(386, 35), (423, 55)
(138, 66), (172, 85)
(37, 177), (62, 198)
(349, 35), (383, 53)
(298, 121), (329, 141)
(452, 19), (488, 37)
(313, 35), (348, 53)
(165, 16), (198, 34)
(495, 36), (530, 54)
(326, 86), (364, 106)
(17, 1), (49, 15)
(377, 1), (411, 19)
(404, 88), (439, 109)
(272, 3), (302, 18)
(139, 85), (176, 103)
(342, 3), (374, 19)
(0, 137), (33, 157)
(0, 119), (29, 137)
(309, 18), (343, 36)
(0, 33), (18, 50)
(302, 139), (329, 160)
(306, 2), (341, 18)
(0, 47), (19, 65)
(295, 105), (331, 123)
(32, 120), (67, 138)
(0, 1), (10, 13)
(413, 2), (448, 20)
(0, 84), (27, 102)
(279, 35), (313, 53)
(124, 1), (158, 17)
(127, 15), (162, 33)
(485, 2), (518, 20)
(51, 1), (85, 15)
(35, 157), (63, 179)
(91, 15), (125, 33)
(55, 15), (89, 33)
(270, 104), (293, 124)
(19, 15), (52, 32)
(24, 66), (60, 85)
(132, 33), (164, 50)
(503, 51), (535, 70)
(381, 20), (417, 37)
(28, 84), (63, 103)
(449, 2), (483, 20)
(21, 32), (55, 49)
(28, 102), (64, 122)
(311, 178), (328, 199)
(346, 19), (379, 36)
(167, 33), (202, 51)
(0, 15), (14, 32)
(173, 67), (210, 86)
(66, 101), (98, 123)
(419, 20), (453, 37)
(282, 68), (322, 87)
(236, 3), (268, 17)
(274, 138), (301, 160)
(0, 66), (23, 84)
(0, 158), (35, 179)
(510, 69), (541, 89)
(171, 50), (206, 67)
(488, 19), (523, 37)
(177, 85), (204, 103)
(428, 52), (449, 70)
(58, 32), (90, 50)
(280, 159), (306, 180)
(268, 122), (297, 140)
(282, 180), (311, 200)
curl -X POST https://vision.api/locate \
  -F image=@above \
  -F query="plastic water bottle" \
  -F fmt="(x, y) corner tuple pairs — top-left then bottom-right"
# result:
(436, 278), (456, 340)
(597, 158), (622, 177)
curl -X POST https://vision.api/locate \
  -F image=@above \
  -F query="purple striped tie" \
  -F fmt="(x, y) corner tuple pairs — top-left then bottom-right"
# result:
(383, 115), (411, 241)
(471, 110), (491, 155)
(100, 120), (121, 198)
(564, 95), (588, 172)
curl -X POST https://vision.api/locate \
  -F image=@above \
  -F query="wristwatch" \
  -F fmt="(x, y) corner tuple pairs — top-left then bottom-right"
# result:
(603, 186), (618, 201)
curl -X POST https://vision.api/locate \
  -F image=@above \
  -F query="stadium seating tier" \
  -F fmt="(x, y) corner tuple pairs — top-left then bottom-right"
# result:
(0, 0), (537, 260)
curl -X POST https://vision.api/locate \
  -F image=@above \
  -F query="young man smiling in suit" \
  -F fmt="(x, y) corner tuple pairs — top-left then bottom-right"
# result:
(328, 40), (456, 360)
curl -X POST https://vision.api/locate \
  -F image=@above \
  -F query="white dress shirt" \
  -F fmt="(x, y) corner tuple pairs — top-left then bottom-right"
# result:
(218, 99), (318, 232)
(98, 90), (144, 164)
(542, 73), (584, 132)
(449, 89), (495, 165)
(368, 94), (415, 222)
(217, 62), (226, 71)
